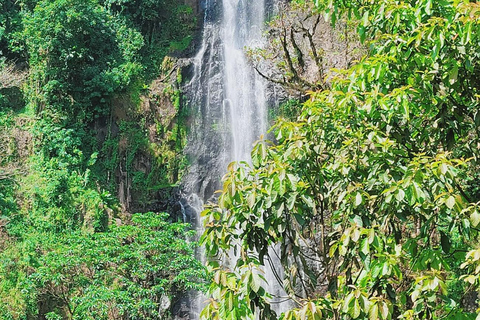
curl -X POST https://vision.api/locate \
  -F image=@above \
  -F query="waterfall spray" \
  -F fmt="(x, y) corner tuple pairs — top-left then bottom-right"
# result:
(184, 0), (292, 318)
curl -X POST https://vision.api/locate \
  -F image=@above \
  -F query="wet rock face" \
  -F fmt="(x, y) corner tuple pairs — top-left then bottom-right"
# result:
(182, 0), (276, 206)
(182, 17), (228, 204)
(201, 0), (223, 24)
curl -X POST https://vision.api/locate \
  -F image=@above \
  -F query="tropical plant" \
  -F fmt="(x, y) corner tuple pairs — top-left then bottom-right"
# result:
(0, 0), (202, 318)
(22, 0), (143, 117)
(0, 212), (206, 319)
(201, 0), (480, 319)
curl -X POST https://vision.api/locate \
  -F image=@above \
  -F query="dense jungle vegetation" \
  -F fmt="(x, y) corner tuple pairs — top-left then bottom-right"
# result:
(0, 0), (205, 318)
(201, 0), (480, 319)
(2, 0), (480, 319)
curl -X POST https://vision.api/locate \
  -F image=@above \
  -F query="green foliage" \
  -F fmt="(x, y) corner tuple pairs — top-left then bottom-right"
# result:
(22, 0), (143, 117)
(94, 109), (187, 210)
(0, 111), (19, 219)
(0, 0), (200, 317)
(11, 117), (111, 233)
(201, 0), (480, 319)
(103, 0), (196, 72)
(0, 175), (16, 218)
(0, 0), (24, 60)
(269, 99), (303, 122)
(0, 212), (206, 319)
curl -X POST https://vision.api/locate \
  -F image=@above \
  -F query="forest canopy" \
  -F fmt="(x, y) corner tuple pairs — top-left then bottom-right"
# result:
(0, 0), (202, 318)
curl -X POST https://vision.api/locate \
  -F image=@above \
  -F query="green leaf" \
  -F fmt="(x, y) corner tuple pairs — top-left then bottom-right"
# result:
(408, 185), (417, 206)
(276, 202), (285, 218)
(439, 163), (448, 175)
(329, 243), (338, 257)
(343, 293), (354, 313)
(425, 0), (432, 15)
(287, 192), (297, 210)
(411, 289), (420, 302)
(379, 301), (389, 319)
(445, 196), (455, 209)
(355, 192), (363, 207)
(413, 183), (425, 204)
(470, 210), (480, 227)
(449, 66), (458, 85)
(440, 231), (451, 253)
(350, 299), (361, 319)
(367, 229), (375, 244)
(358, 25), (366, 43)
(396, 189), (405, 202)
(247, 192), (256, 209)
(352, 228), (361, 242)
(360, 238), (370, 255)
(250, 272), (261, 293)
(362, 11), (369, 27)
(369, 303), (378, 320)
(301, 194), (315, 209)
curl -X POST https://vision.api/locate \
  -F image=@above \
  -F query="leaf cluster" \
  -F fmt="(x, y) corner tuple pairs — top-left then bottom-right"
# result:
(0, 212), (206, 319)
(201, 0), (480, 319)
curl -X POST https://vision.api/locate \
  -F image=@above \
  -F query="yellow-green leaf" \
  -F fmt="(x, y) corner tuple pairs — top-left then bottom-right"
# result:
(247, 192), (256, 209)
(379, 301), (389, 319)
(470, 210), (480, 227)
(369, 303), (378, 320)
(250, 272), (261, 293)
(355, 192), (363, 207)
(446, 196), (455, 209)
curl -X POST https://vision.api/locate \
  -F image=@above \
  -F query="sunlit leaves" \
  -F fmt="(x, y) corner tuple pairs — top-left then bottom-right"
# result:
(23, 0), (144, 117)
(1, 212), (206, 319)
(201, 0), (480, 319)
(202, 266), (271, 320)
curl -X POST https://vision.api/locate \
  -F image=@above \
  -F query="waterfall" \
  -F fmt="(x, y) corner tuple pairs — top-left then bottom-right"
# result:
(222, 0), (267, 161)
(184, 0), (271, 199)
(183, 0), (292, 318)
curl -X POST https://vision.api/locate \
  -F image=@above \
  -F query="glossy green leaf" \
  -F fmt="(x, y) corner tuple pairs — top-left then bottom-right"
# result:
(446, 196), (455, 209)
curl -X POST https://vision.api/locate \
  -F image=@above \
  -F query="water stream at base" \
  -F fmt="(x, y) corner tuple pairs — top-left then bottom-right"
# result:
(182, 0), (292, 318)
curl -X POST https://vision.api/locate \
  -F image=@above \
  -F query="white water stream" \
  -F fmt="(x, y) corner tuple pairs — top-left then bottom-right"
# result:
(222, 0), (267, 161)
(184, 0), (292, 318)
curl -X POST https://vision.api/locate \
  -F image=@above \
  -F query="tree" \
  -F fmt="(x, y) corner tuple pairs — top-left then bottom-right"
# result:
(248, 1), (363, 95)
(22, 0), (143, 118)
(201, 0), (480, 319)
(0, 212), (206, 319)
(0, 0), (24, 61)
(102, 0), (197, 71)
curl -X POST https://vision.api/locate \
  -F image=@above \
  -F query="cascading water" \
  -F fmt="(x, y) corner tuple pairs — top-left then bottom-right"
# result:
(184, 0), (271, 199)
(222, 0), (267, 161)
(183, 0), (292, 318)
